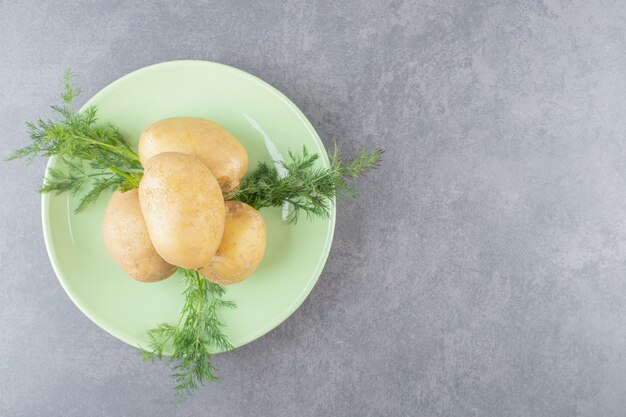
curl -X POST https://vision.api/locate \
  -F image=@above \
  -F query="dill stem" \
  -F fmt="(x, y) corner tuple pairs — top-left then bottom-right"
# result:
(194, 278), (205, 347)
(105, 164), (134, 181)
(76, 132), (140, 162)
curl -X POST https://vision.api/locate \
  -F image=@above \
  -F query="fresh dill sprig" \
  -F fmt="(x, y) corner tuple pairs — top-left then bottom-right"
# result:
(141, 268), (236, 401)
(231, 146), (384, 222)
(8, 69), (143, 211)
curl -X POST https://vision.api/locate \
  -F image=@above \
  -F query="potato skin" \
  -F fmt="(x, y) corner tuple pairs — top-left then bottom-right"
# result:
(199, 201), (266, 285)
(139, 152), (225, 269)
(138, 117), (248, 192)
(102, 189), (175, 282)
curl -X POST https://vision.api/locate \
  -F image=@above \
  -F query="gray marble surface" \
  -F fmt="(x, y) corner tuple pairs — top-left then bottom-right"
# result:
(1, 1), (625, 416)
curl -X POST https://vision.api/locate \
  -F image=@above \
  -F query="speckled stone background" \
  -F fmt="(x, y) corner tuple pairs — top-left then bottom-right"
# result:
(1, 1), (625, 416)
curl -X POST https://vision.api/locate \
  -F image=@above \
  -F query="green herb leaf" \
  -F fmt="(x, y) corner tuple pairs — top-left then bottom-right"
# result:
(231, 146), (384, 222)
(9, 69), (143, 211)
(141, 268), (235, 401)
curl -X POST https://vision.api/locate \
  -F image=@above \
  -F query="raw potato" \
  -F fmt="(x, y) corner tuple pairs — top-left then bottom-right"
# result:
(102, 189), (175, 282)
(199, 201), (266, 285)
(139, 152), (226, 269)
(138, 117), (248, 192)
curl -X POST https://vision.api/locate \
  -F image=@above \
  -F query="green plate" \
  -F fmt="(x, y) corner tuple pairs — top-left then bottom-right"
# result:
(41, 61), (335, 354)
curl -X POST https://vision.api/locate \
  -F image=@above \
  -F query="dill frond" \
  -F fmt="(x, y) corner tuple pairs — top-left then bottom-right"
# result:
(141, 268), (235, 401)
(9, 69), (142, 211)
(231, 146), (384, 222)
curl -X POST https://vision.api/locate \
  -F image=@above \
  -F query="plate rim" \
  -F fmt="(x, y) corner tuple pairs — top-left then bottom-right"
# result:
(41, 60), (336, 353)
